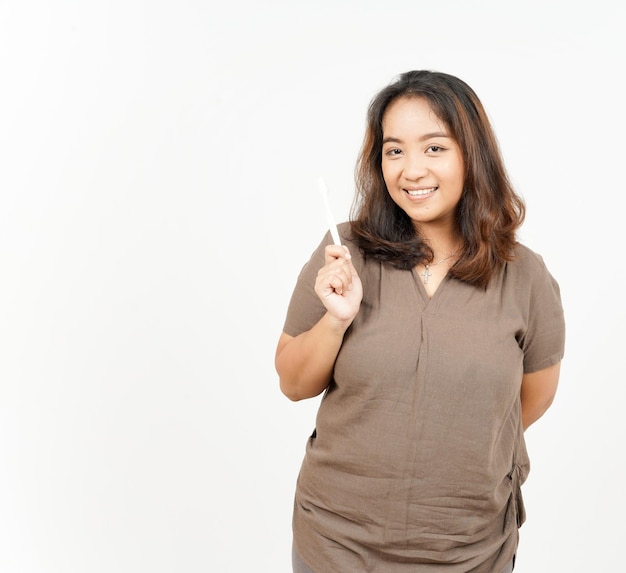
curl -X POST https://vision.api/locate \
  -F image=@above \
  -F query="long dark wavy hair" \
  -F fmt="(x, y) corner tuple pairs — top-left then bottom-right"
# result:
(350, 70), (525, 288)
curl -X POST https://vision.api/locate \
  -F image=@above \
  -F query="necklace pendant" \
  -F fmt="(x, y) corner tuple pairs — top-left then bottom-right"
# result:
(422, 265), (431, 284)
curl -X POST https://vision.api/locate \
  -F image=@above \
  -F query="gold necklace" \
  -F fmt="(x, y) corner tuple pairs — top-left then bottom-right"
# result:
(421, 252), (457, 284)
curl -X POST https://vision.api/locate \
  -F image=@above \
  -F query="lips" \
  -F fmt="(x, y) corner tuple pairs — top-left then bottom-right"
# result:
(405, 187), (437, 197)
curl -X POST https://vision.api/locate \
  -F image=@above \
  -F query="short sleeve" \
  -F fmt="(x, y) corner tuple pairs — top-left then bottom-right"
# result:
(518, 251), (566, 373)
(282, 232), (333, 337)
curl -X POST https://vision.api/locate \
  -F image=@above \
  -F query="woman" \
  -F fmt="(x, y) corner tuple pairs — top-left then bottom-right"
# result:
(275, 70), (565, 572)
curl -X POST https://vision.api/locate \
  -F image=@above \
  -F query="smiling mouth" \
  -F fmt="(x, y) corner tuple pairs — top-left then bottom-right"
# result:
(405, 187), (437, 197)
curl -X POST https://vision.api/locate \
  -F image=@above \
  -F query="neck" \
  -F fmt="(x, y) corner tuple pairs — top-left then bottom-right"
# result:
(418, 226), (462, 261)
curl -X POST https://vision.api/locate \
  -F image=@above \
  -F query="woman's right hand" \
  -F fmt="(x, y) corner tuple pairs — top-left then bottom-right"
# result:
(314, 245), (363, 324)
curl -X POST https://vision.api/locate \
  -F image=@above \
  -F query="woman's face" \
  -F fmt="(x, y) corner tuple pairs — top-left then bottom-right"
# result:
(381, 96), (465, 233)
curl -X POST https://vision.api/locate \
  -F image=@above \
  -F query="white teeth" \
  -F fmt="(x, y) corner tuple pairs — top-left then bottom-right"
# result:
(406, 187), (436, 196)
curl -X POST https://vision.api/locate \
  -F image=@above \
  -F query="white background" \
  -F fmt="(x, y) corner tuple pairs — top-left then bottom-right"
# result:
(1, 1), (624, 571)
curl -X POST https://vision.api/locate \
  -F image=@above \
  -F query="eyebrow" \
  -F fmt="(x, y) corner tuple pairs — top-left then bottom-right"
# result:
(382, 132), (450, 144)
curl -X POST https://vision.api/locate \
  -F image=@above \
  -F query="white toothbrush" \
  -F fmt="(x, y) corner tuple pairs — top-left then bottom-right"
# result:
(317, 177), (341, 246)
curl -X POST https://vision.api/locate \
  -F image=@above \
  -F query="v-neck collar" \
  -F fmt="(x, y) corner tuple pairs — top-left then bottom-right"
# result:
(411, 267), (451, 311)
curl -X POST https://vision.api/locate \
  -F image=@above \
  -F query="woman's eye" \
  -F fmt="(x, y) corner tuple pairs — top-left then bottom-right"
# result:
(427, 145), (442, 153)
(385, 148), (402, 156)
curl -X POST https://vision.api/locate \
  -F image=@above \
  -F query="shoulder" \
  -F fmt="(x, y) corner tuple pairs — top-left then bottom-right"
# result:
(506, 243), (557, 283)
(337, 221), (355, 246)
(337, 221), (367, 268)
(502, 243), (563, 308)
(510, 243), (548, 269)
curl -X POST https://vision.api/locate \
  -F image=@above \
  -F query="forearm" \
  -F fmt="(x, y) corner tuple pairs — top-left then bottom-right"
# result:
(276, 312), (351, 401)
(521, 395), (554, 431)
(520, 362), (561, 431)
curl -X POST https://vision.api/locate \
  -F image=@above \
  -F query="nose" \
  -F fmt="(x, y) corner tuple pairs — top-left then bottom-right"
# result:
(403, 152), (428, 180)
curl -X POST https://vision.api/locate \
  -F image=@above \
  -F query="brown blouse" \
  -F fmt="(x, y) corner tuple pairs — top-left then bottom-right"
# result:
(283, 224), (565, 572)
